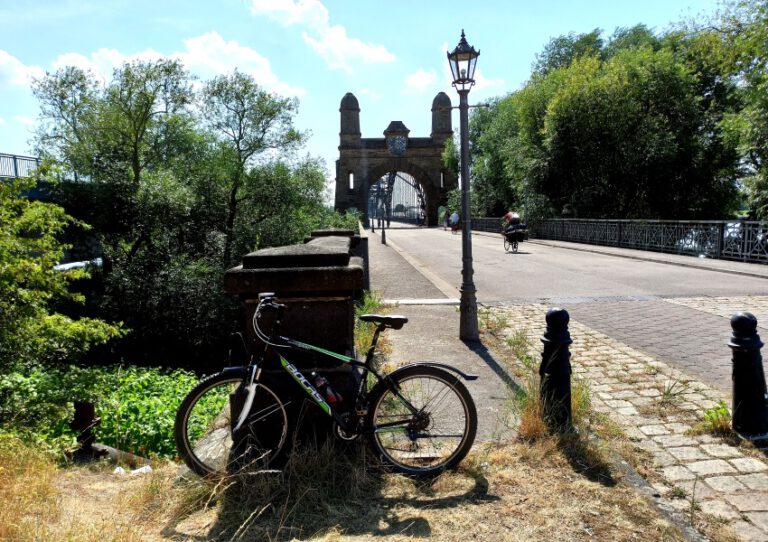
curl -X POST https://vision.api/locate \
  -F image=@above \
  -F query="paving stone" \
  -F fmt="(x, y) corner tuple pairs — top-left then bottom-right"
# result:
(640, 424), (670, 436)
(698, 499), (740, 520)
(606, 399), (634, 409)
(652, 449), (677, 467)
(704, 475), (748, 493)
(746, 511), (768, 531)
(701, 443), (744, 459)
(667, 446), (711, 462)
(663, 465), (696, 482)
(616, 406), (639, 416)
(725, 493), (768, 512)
(678, 479), (716, 500)
(724, 520), (768, 542)
(624, 427), (645, 441)
(688, 459), (738, 476)
(737, 473), (768, 491)
(613, 390), (638, 399)
(654, 434), (698, 447)
(730, 457), (768, 473)
(664, 423), (693, 434)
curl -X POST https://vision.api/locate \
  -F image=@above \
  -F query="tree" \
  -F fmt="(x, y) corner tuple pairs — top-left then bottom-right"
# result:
(32, 62), (337, 366)
(533, 29), (603, 74)
(542, 47), (739, 218)
(201, 71), (304, 263)
(717, 0), (768, 217)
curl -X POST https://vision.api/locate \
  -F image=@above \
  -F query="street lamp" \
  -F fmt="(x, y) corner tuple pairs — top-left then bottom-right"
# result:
(447, 30), (479, 341)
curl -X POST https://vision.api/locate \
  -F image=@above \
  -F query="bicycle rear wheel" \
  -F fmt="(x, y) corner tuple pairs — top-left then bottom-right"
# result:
(366, 365), (477, 476)
(512, 240), (518, 253)
(174, 372), (289, 477)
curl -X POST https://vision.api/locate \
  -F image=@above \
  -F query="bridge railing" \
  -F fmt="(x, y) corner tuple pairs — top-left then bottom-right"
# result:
(471, 217), (768, 264)
(0, 153), (40, 178)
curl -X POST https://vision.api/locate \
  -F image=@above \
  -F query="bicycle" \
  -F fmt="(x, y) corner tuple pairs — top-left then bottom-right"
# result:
(503, 232), (518, 253)
(175, 292), (478, 478)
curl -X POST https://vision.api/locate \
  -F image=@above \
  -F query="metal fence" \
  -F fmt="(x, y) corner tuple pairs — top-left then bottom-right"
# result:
(0, 153), (39, 178)
(491, 218), (768, 264)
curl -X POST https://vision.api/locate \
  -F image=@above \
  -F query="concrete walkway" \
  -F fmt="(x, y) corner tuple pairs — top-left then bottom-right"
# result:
(366, 228), (768, 542)
(366, 232), (515, 443)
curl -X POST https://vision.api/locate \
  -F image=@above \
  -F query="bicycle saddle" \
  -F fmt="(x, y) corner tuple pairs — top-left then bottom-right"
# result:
(359, 314), (408, 330)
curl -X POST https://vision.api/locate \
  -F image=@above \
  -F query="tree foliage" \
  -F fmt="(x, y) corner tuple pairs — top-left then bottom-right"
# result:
(469, 20), (746, 220)
(32, 62), (340, 366)
(0, 176), (122, 371)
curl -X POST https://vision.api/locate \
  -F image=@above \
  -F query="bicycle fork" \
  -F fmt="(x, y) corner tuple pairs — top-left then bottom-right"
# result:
(233, 364), (260, 432)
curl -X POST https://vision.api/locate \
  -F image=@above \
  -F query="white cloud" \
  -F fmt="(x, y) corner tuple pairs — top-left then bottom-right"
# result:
(250, 0), (394, 73)
(44, 33), (303, 97)
(403, 68), (437, 95)
(13, 115), (36, 127)
(0, 50), (44, 87)
(174, 32), (304, 97)
(0, 117), (6, 125)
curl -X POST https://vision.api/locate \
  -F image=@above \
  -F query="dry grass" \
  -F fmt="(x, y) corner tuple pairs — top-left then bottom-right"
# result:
(0, 434), (60, 541)
(123, 439), (687, 541)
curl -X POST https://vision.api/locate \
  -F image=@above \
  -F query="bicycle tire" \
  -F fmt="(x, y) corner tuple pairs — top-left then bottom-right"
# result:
(503, 238), (511, 252)
(174, 372), (289, 477)
(512, 240), (518, 253)
(366, 365), (477, 476)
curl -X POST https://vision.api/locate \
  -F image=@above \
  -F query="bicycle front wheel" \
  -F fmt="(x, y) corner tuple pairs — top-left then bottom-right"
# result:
(174, 372), (289, 477)
(503, 238), (511, 252)
(367, 365), (477, 476)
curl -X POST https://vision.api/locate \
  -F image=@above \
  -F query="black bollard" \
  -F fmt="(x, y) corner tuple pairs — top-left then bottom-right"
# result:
(381, 224), (386, 245)
(539, 308), (573, 433)
(371, 219), (375, 233)
(728, 312), (768, 438)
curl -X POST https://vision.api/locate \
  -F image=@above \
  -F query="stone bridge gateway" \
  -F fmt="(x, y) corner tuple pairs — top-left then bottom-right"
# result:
(334, 92), (457, 226)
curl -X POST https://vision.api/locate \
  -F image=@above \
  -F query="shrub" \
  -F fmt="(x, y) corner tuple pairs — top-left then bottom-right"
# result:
(0, 364), (199, 458)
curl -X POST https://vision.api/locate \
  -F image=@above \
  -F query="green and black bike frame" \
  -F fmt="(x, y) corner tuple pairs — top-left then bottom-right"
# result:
(243, 295), (477, 437)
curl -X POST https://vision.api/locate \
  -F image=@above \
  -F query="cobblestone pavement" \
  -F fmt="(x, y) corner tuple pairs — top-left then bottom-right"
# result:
(492, 303), (768, 542)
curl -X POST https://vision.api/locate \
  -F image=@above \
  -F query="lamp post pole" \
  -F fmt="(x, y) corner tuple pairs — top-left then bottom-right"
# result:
(457, 87), (478, 340)
(448, 30), (480, 341)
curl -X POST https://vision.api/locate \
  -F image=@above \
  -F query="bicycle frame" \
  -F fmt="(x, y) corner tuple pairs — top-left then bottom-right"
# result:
(247, 302), (420, 437)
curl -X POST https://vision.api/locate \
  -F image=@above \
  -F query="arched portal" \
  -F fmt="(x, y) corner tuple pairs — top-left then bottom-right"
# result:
(334, 92), (458, 226)
(368, 171), (427, 226)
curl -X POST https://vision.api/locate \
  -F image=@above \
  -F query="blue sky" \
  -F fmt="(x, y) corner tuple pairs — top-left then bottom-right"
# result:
(0, 0), (719, 196)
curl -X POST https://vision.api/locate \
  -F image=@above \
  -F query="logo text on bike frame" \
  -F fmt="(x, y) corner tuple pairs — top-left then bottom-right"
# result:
(279, 355), (331, 415)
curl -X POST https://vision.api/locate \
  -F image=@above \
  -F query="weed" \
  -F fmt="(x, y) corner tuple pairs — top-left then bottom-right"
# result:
(689, 476), (701, 526)
(505, 328), (533, 362)
(658, 379), (689, 406)
(479, 309), (509, 337)
(354, 290), (390, 360)
(701, 400), (732, 436)
(670, 486), (688, 499)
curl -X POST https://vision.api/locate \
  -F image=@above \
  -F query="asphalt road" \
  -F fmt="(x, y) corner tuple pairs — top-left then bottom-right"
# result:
(381, 228), (768, 304)
(376, 227), (768, 392)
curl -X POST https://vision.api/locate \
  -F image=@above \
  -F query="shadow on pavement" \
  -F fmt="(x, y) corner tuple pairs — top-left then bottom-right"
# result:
(464, 340), (521, 393)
